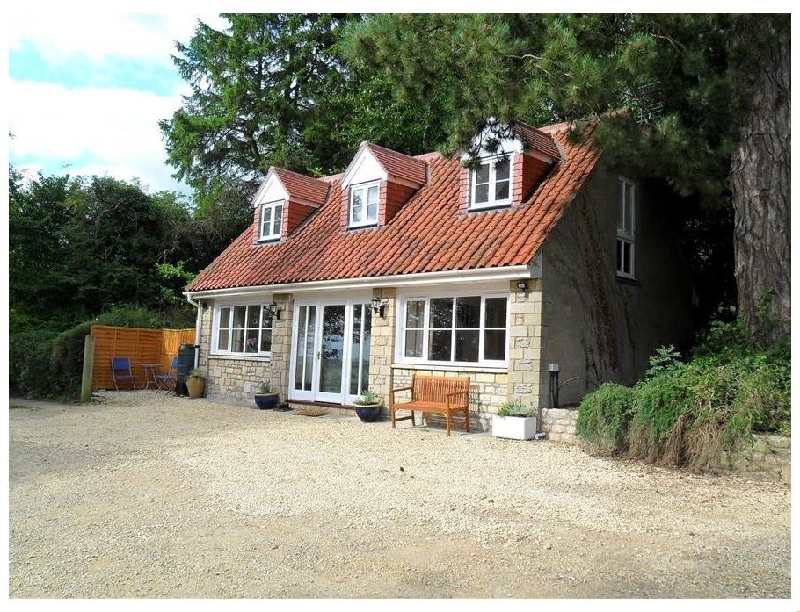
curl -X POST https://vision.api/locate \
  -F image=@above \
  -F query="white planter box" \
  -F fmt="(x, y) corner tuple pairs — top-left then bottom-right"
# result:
(491, 414), (537, 440)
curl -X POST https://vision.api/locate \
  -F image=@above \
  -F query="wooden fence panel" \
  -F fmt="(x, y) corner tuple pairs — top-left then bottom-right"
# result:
(91, 326), (194, 390)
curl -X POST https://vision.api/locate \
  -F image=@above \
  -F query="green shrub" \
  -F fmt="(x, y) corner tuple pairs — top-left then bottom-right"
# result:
(9, 329), (59, 398)
(576, 382), (635, 454)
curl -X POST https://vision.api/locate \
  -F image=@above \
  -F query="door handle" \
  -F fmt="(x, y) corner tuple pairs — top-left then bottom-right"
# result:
(316, 350), (321, 359)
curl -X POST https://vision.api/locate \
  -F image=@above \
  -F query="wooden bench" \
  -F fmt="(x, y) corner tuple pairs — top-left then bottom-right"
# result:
(390, 375), (471, 436)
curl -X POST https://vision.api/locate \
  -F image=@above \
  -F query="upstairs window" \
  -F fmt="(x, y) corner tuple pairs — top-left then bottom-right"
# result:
(260, 201), (283, 241)
(349, 181), (380, 228)
(470, 156), (512, 209)
(214, 304), (274, 356)
(616, 178), (636, 278)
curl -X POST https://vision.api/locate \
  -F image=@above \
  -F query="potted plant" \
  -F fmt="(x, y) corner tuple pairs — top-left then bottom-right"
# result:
(491, 398), (537, 440)
(185, 367), (206, 399)
(254, 381), (280, 410)
(353, 389), (382, 422)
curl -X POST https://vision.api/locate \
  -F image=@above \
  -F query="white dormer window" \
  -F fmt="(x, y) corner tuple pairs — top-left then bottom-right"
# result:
(470, 156), (512, 209)
(260, 201), (283, 241)
(349, 182), (379, 227)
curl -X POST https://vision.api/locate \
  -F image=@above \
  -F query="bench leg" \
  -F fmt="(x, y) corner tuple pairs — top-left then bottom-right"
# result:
(446, 413), (451, 436)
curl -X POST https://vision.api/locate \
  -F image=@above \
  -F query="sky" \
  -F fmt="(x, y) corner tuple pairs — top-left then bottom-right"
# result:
(8, 11), (230, 196)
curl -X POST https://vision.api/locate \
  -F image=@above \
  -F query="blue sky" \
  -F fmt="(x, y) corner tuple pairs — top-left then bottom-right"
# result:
(8, 12), (229, 195)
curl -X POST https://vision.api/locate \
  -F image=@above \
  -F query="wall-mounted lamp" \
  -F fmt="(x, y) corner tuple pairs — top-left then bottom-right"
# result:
(516, 280), (528, 294)
(370, 296), (389, 319)
(199, 301), (208, 310)
(266, 301), (281, 321)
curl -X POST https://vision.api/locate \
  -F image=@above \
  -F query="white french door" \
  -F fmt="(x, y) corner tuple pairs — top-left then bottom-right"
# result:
(290, 299), (372, 404)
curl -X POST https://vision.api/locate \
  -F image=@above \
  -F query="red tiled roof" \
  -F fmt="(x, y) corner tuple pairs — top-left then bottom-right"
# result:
(362, 142), (427, 186)
(188, 121), (600, 292)
(510, 120), (562, 160)
(272, 167), (329, 205)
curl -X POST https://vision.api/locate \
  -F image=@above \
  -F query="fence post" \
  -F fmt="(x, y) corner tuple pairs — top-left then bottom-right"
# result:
(81, 335), (95, 403)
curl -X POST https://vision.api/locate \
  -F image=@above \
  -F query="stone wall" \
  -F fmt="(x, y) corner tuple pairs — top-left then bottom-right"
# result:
(541, 407), (579, 443)
(507, 278), (544, 408)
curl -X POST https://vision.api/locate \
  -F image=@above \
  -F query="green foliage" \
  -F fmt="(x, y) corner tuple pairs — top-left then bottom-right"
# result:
(353, 389), (380, 405)
(576, 383), (636, 454)
(256, 381), (273, 394)
(188, 368), (204, 379)
(94, 305), (167, 329)
(578, 328), (790, 470)
(496, 398), (536, 417)
(9, 329), (59, 398)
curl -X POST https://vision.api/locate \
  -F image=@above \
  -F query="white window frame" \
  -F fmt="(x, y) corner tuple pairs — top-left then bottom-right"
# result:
(616, 178), (636, 279)
(212, 303), (275, 357)
(349, 181), (380, 228)
(397, 292), (509, 367)
(469, 154), (513, 210)
(259, 200), (284, 241)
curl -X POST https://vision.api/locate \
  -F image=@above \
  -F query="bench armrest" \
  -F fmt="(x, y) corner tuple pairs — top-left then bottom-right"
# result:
(390, 386), (413, 402)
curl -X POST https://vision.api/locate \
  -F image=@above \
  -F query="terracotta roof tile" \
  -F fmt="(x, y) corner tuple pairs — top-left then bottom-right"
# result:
(273, 167), (329, 204)
(363, 142), (428, 186)
(188, 122), (600, 292)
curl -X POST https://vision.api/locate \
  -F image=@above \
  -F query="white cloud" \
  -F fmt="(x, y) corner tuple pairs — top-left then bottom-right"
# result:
(7, 13), (230, 194)
(9, 81), (186, 193)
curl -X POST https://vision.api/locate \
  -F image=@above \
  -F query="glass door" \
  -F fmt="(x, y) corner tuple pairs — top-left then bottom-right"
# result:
(290, 299), (373, 404)
(292, 305), (317, 400)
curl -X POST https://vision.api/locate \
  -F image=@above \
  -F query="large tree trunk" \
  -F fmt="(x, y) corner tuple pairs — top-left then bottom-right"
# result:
(729, 16), (791, 345)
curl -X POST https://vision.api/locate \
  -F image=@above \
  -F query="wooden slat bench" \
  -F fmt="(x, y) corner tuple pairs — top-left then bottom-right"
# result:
(390, 374), (471, 436)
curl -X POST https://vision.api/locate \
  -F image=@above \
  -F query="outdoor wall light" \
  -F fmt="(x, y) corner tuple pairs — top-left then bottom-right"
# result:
(371, 296), (389, 318)
(266, 301), (281, 321)
(516, 280), (528, 294)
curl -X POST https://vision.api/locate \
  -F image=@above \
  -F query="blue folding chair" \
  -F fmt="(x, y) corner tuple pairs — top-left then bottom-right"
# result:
(111, 357), (137, 391)
(155, 356), (179, 391)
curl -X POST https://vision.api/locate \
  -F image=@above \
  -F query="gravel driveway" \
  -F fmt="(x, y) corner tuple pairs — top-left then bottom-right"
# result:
(9, 391), (791, 599)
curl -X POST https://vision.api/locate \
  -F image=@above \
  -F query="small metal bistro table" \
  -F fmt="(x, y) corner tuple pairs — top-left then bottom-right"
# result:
(142, 363), (161, 390)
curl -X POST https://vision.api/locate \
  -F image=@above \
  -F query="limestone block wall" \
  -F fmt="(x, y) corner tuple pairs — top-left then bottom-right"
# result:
(714, 435), (791, 484)
(368, 288), (396, 409)
(507, 278), (544, 408)
(541, 407), (579, 443)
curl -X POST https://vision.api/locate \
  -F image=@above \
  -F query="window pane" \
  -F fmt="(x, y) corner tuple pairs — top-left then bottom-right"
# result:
(245, 329), (259, 353)
(366, 201), (377, 222)
(233, 306), (246, 328)
(429, 330), (452, 361)
(455, 296), (481, 328)
(495, 158), (510, 180)
(352, 190), (363, 223)
(455, 330), (479, 362)
(367, 185), (379, 204)
(272, 204), (283, 235)
(231, 328), (245, 352)
(405, 300), (425, 327)
(261, 206), (272, 235)
(495, 179), (509, 201)
(484, 298), (507, 328)
(484, 330), (506, 360)
(217, 329), (230, 351)
(261, 307), (273, 329)
(429, 298), (453, 329)
(475, 183), (489, 204)
(404, 330), (424, 358)
(247, 306), (260, 328)
(219, 307), (230, 328)
(475, 164), (490, 184)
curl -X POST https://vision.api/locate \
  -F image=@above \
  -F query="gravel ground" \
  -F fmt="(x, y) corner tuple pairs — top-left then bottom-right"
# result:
(8, 390), (791, 600)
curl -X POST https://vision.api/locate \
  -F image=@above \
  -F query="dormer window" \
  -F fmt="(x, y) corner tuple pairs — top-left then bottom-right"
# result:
(260, 201), (283, 241)
(470, 156), (512, 209)
(349, 181), (380, 228)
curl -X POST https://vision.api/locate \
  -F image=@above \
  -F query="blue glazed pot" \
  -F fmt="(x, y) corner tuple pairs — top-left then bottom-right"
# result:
(355, 404), (382, 422)
(255, 393), (280, 410)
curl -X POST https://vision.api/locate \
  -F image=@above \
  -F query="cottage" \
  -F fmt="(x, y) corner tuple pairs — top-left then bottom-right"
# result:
(184, 119), (692, 433)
